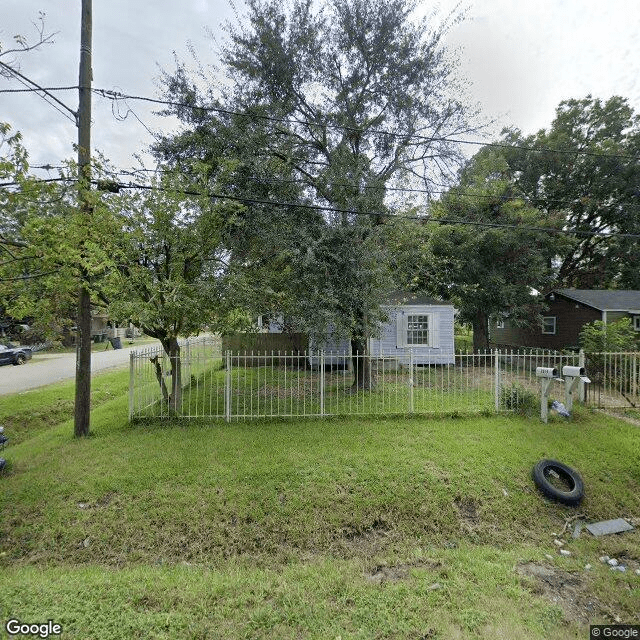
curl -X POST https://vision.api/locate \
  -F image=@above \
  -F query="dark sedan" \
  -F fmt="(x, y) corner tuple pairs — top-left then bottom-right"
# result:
(0, 343), (33, 366)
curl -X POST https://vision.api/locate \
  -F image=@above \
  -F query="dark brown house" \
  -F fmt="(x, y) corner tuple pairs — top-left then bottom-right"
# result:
(490, 289), (640, 351)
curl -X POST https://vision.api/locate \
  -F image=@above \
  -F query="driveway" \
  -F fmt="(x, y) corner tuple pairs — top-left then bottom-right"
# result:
(0, 341), (161, 396)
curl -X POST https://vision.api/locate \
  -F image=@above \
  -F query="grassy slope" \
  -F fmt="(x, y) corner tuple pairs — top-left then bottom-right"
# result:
(0, 374), (639, 639)
(0, 369), (130, 445)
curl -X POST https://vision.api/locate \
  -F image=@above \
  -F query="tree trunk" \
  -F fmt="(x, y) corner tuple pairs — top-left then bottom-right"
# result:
(351, 335), (375, 390)
(161, 337), (182, 413)
(472, 310), (490, 352)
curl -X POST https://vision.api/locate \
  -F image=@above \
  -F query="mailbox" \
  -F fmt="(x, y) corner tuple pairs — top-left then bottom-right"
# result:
(562, 364), (590, 413)
(536, 367), (559, 378)
(562, 366), (586, 377)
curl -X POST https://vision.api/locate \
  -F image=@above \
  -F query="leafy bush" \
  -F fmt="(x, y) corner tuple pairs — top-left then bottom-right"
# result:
(579, 318), (639, 352)
(500, 384), (538, 416)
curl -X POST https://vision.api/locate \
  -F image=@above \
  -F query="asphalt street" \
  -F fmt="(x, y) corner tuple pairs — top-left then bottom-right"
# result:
(0, 342), (160, 396)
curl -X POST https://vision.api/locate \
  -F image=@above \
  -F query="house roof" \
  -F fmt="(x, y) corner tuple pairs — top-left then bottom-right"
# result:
(386, 291), (452, 306)
(553, 289), (640, 312)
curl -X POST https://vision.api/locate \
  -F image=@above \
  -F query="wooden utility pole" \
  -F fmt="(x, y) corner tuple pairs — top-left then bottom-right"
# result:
(74, 0), (93, 437)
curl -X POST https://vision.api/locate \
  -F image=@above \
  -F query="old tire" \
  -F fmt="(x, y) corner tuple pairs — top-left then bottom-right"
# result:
(532, 459), (584, 506)
(14, 353), (26, 365)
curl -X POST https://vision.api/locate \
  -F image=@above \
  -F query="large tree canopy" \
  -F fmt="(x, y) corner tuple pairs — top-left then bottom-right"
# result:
(159, 0), (475, 386)
(500, 96), (640, 288)
(418, 148), (565, 351)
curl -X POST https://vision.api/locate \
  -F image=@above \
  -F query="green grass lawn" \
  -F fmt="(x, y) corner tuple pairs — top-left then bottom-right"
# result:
(1, 370), (639, 639)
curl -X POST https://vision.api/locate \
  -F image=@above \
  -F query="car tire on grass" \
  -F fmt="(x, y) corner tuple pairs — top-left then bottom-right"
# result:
(14, 353), (26, 365)
(532, 459), (584, 506)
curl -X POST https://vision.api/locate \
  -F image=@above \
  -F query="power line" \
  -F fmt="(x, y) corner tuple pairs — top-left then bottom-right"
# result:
(4, 163), (637, 216)
(0, 86), (78, 93)
(93, 88), (640, 162)
(0, 177), (71, 188)
(103, 166), (633, 210)
(2, 168), (634, 224)
(0, 60), (77, 124)
(110, 180), (640, 240)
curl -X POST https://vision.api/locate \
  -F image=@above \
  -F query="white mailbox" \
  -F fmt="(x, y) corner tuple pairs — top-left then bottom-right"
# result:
(562, 366), (586, 378)
(562, 365), (590, 412)
(536, 367), (563, 423)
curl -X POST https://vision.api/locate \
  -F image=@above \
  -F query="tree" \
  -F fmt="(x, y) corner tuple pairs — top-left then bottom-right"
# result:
(418, 148), (564, 351)
(105, 170), (282, 412)
(500, 96), (640, 288)
(0, 131), (122, 347)
(159, 0), (475, 388)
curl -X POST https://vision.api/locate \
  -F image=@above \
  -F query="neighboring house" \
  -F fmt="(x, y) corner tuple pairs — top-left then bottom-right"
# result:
(90, 310), (142, 342)
(491, 289), (640, 351)
(255, 293), (456, 365)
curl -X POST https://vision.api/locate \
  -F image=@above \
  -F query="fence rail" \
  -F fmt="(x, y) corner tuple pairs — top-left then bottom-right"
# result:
(129, 338), (640, 421)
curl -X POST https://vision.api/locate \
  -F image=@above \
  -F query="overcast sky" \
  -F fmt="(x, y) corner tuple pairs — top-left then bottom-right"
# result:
(2, 0), (639, 172)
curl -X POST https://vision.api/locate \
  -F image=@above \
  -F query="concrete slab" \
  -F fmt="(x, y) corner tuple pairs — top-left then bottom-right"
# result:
(585, 518), (634, 537)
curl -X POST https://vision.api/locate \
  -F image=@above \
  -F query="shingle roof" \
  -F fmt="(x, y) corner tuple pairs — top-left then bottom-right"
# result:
(386, 291), (452, 306)
(554, 289), (640, 311)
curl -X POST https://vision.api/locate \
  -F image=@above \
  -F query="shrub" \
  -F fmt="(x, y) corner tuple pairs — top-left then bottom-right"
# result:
(500, 384), (538, 416)
(579, 318), (639, 352)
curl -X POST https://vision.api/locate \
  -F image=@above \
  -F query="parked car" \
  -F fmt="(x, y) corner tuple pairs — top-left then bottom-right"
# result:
(0, 343), (33, 366)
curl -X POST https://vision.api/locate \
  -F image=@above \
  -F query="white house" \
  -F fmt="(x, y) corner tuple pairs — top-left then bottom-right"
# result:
(261, 293), (456, 365)
(369, 293), (456, 365)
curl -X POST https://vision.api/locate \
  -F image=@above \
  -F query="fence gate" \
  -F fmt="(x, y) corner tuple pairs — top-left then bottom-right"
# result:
(584, 352), (639, 409)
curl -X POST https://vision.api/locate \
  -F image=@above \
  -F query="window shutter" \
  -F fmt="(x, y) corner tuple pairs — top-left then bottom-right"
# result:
(429, 313), (439, 348)
(396, 310), (405, 348)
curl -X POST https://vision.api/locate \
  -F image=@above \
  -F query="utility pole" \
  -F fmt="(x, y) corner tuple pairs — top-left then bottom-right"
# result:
(74, 0), (93, 437)
(0, 4), (94, 437)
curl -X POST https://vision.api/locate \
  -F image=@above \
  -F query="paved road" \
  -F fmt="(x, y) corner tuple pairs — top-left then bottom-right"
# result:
(0, 342), (160, 396)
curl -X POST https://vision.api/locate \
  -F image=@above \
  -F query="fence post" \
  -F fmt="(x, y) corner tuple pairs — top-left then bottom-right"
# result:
(319, 350), (325, 416)
(494, 349), (501, 412)
(409, 348), (414, 413)
(225, 350), (232, 423)
(129, 350), (135, 421)
(578, 349), (586, 403)
(633, 352), (638, 403)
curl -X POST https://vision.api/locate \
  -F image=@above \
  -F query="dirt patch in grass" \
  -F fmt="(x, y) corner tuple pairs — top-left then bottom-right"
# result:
(599, 408), (640, 427)
(367, 558), (443, 583)
(516, 562), (606, 624)
(454, 496), (479, 525)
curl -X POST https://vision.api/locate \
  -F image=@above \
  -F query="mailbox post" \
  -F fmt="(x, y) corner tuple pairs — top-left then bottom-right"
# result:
(536, 367), (563, 423)
(562, 366), (590, 414)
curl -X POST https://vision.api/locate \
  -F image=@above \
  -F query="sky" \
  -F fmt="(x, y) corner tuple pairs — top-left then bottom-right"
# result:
(1, 0), (639, 173)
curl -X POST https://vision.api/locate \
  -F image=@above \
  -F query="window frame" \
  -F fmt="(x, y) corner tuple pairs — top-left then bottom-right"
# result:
(542, 316), (557, 335)
(633, 316), (640, 332)
(396, 309), (438, 348)
(406, 313), (431, 347)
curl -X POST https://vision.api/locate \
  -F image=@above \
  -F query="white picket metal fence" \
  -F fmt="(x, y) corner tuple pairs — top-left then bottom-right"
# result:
(128, 337), (640, 421)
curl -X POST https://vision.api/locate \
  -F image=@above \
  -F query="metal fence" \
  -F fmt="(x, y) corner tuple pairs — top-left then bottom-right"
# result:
(129, 338), (640, 421)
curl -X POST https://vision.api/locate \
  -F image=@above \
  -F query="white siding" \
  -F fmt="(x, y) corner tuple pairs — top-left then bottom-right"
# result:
(272, 305), (456, 366)
(369, 305), (455, 364)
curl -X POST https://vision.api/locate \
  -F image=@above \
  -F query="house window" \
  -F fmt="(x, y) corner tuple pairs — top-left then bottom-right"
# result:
(407, 315), (430, 345)
(542, 316), (556, 335)
(496, 319), (505, 329)
(634, 316), (640, 332)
